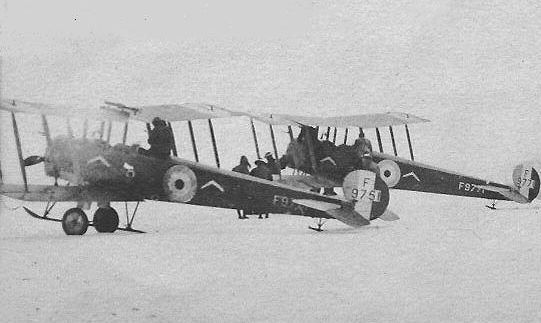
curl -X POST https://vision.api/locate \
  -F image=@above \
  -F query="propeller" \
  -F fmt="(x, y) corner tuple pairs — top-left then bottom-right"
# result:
(23, 155), (45, 167)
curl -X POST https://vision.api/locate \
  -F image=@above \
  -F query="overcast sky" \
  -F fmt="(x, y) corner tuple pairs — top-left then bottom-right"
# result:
(1, 0), (541, 183)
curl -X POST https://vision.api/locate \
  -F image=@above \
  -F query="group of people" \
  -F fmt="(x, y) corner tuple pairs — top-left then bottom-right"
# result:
(144, 116), (378, 177)
(232, 152), (281, 219)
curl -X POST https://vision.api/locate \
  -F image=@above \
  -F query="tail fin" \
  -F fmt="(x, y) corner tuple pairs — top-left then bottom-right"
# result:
(342, 169), (391, 221)
(293, 169), (392, 227)
(482, 163), (541, 203)
(512, 163), (540, 202)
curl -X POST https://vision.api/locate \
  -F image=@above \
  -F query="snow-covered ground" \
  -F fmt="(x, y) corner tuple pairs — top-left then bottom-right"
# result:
(2, 0), (541, 321)
(1, 191), (540, 322)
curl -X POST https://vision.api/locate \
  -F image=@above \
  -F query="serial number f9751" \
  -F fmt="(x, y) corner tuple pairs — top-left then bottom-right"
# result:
(351, 188), (381, 202)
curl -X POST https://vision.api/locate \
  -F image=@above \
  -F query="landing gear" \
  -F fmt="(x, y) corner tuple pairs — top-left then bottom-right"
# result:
(309, 218), (326, 232)
(22, 201), (145, 235)
(122, 201), (145, 233)
(61, 208), (89, 235)
(93, 207), (119, 233)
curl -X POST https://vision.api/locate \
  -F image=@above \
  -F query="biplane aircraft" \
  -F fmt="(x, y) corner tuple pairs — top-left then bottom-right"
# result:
(0, 99), (401, 234)
(0, 99), (538, 235)
(261, 114), (540, 208)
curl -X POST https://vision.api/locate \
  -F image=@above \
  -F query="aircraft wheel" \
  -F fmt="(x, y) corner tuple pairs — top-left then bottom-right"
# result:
(93, 207), (119, 233)
(62, 208), (89, 235)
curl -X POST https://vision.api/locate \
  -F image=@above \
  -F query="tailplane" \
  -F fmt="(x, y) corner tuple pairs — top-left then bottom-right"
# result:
(480, 162), (540, 204)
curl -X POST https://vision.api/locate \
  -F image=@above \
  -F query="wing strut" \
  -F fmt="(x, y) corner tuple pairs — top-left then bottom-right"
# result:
(66, 118), (74, 137)
(98, 121), (105, 140)
(389, 126), (398, 156)
(41, 115), (52, 147)
(343, 128), (349, 145)
(269, 124), (278, 159)
(303, 126), (318, 173)
(287, 125), (294, 141)
(332, 127), (337, 143)
(405, 124), (415, 161)
(208, 119), (220, 168)
(187, 121), (199, 162)
(105, 121), (112, 143)
(325, 127), (331, 140)
(82, 119), (88, 139)
(250, 118), (261, 159)
(167, 122), (178, 157)
(122, 121), (129, 145)
(375, 128), (384, 153)
(10, 112), (28, 192)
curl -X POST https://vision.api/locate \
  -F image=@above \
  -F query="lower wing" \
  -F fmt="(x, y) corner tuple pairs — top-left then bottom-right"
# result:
(0, 184), (144, 202)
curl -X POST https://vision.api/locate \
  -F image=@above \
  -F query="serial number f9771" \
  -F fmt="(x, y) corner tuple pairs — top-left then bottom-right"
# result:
(458, 181), (485, 194)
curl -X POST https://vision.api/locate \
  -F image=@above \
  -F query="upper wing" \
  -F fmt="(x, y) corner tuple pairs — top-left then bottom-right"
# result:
(105, 103), (428, 128)
(246, 112), (429, 128)
(1, 99), (246, 123)
(103, 101), (245, 123)
(1, 99), (129, 122)
(0, 184), (143, 202)
(3, 98), (428, 129)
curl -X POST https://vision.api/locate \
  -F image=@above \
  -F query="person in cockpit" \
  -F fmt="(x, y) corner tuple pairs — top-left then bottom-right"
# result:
(353, 129), (380, 175)
(147, 117), (174, 160)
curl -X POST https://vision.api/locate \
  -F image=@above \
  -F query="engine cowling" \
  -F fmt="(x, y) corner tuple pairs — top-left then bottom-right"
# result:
(512, 163), (540, 202)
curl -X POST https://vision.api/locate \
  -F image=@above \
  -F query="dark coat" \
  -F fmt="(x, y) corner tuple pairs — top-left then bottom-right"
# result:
(148, 125), (174, 157)
(353, 137), (373, 157)
(250, 164), (273, 181)
(265, 158), (281, 175)
(232, 164), (250, 175)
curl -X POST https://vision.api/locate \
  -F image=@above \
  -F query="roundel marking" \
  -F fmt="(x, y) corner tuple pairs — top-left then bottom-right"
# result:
(163, 165), (198, 203)
(377, 159), (401, 188)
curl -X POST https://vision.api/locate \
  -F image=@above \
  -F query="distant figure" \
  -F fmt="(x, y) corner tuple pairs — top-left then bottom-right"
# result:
(148, 117), (174, 160)
(353, 129), (373, 156)
(232, 156), (251, 219)
(353, 130), (380, 175)
(264, 152), (281, 180)
(250, 159), (272, 218)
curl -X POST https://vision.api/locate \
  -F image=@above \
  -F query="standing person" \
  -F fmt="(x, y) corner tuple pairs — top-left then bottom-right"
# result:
(264, 152), (281, 180)
(250, 159), (273, 219)
(148, 117), (174, 160)
(232, 156), (251, 219)
(353, 130), (380, 175)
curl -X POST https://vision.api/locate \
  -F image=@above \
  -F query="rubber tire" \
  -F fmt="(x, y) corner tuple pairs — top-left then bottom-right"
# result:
(93, 207), (119, 233)
(62, 208), (89, 235)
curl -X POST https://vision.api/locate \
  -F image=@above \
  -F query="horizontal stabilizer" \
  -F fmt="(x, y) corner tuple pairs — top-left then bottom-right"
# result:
(325, 208), (370, 227)
(478, 185), (529, 204)
(379, 209), (400, 221)
(292, 199), (341, 212)
(280, 175), (339, 190)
